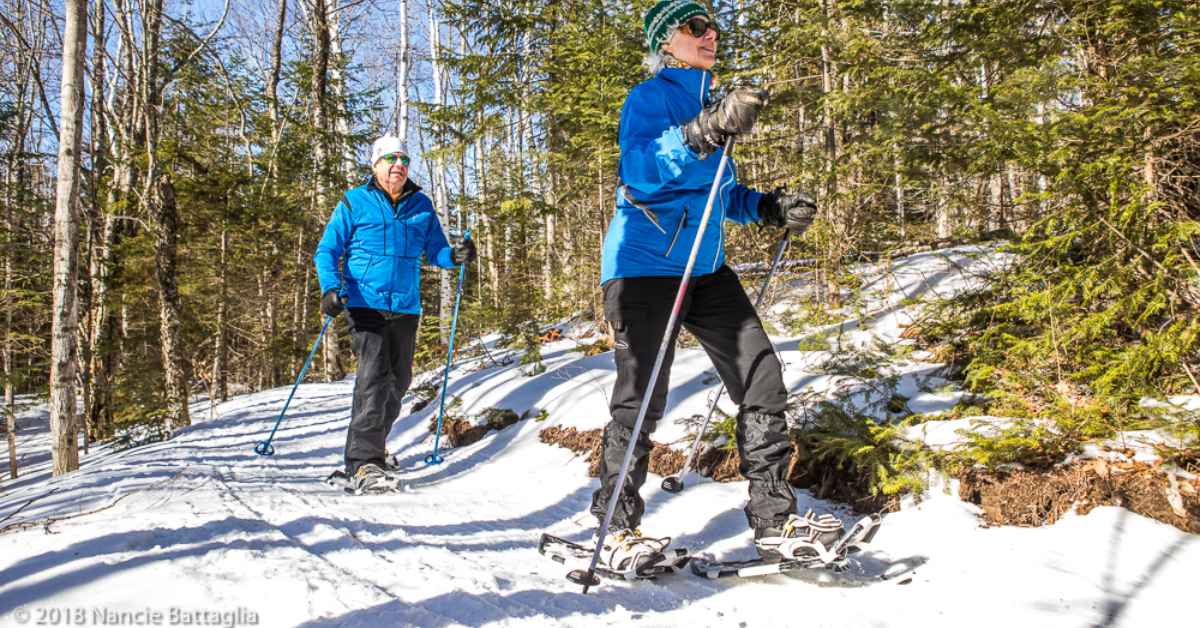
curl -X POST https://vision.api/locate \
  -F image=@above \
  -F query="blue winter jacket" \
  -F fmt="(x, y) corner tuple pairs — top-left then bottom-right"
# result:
(600, 67), (764, 283)
(314, 177), (457, 315)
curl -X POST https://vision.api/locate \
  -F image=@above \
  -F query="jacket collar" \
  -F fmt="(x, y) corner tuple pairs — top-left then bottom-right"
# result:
(366, 175), (421, 204)
(656, 67), (711, 106)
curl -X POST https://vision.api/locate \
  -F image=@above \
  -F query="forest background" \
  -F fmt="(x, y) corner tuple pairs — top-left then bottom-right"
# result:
(1, 0), (1197, 477)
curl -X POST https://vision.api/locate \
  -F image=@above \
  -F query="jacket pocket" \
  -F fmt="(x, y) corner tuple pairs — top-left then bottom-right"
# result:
(402, 212), (429, 258)
(664, 206), (688, 257)
(620, 185), (666, 234)
(346, 253), (378, 285)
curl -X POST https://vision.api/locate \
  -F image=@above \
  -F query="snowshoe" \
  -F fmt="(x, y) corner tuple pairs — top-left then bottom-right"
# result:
(324, 463), (406, 495)
(691, 513), (882, 581)
(538, 531), (690, 582)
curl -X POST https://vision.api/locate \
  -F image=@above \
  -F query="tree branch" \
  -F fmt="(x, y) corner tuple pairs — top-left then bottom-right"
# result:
(161, 0), (231, 87)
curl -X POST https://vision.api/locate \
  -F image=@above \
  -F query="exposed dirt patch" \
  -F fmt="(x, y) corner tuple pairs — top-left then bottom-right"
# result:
(538, 426), (603, 474)
(696, 445), (743, 482)
(536, 428), (1198, 529)
(538, 426), (893, 513)
(429, 407), (526, 448)
(537, 426), (685, 477)
(958, 460), (1200, 533)
(429, 416), (488, 448)
(788, 435), (900, 513)
(573, 337), (612, 357)
(649, 445), (685, 477)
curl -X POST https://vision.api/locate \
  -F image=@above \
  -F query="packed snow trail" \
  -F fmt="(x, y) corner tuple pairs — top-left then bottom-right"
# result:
(1, 246), (1195, 627)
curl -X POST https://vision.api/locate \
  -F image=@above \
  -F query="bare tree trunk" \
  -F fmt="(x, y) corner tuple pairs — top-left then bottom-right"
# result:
(2, 0), (39, 480)
(267, 0), (287, 171)
(153, 174), (191, 431)
(429, 4), (452, 342)
(138, 0), (191, 433)
(4, 163), (16, 480)
(90, 2), (142, 440)
(894, 149), (906, 240)
(329, 10), (355, 182)
(1143, 126), (1157, 201)
(215, 224), (228, 402)
(396, 0), (410, 139)
(79, 0), (109, 448)
(49, 0), (88, 475)
(308, 0), (343, 381)
(819, 0), (841, 307)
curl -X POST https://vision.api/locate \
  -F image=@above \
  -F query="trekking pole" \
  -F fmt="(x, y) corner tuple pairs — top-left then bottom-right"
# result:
(254, 314), (335, 456)
(569, 136), (736, 593)
(426, 229), (472, 465)
(661, 234), (790, 494)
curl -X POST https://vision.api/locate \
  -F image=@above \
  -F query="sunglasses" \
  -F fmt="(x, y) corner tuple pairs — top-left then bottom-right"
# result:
(380, 153), (410, 166)
(680, 16), (719, 40)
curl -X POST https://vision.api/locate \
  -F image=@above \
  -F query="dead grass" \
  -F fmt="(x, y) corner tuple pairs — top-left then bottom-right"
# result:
(538, 426), (894, 513)
(537, 429), (1198, 531)
(428, 407), (525, 448)
(958, 460), (1200, 534)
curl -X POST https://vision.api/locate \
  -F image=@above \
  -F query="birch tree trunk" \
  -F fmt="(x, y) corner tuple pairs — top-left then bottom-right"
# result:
(81, 0), (108, 445)
(49, 0), (88, 475)
(215, 224), (228, 403)
(429, 5), (451, 342)
(4, 178), (15, 477)
(396, 0), (410, 139)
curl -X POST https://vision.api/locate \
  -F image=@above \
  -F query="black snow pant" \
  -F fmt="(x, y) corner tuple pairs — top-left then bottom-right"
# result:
(589, 265), (797, 532)
(344, 308), (419, 475)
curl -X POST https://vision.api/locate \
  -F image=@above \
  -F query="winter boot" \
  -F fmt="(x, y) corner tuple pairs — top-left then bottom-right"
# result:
(594, 528), (671, 576)
(350, 462), (405, 494)
(754, 510), (845, 564)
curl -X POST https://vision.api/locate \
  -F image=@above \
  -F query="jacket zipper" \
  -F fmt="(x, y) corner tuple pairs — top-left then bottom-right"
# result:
(665, 206), (687, 257)
(620, 185), (666, 234)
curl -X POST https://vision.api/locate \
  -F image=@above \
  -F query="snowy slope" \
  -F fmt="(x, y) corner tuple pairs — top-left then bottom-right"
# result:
(1, 246), (1195, 628)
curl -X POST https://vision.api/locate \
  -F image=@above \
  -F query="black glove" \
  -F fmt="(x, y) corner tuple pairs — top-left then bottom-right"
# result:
(682, 87), (770, 158)
(452, 238), (477, 265)
(321, 289), (345, 318)
(758, 188), (817, 234)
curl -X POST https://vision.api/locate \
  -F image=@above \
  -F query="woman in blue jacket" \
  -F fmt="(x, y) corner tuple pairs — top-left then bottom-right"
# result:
(314, 135), (475, 494)
(590, 0), (842, 572)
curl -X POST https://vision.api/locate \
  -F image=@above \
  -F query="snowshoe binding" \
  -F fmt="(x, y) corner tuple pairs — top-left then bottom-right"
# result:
(539, 529), (690, 582)
(691, 512), (882, 581)
(755, 509), (846, 564)
(324, 462), (406, 495)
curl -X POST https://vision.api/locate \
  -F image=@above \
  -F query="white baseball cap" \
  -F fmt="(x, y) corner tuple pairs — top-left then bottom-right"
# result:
(370, 135), (408, 165)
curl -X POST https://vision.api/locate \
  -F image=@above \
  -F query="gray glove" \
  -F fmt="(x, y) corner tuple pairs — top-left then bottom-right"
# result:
(758, 188), (817, 234)
(682, 87), (769, 158)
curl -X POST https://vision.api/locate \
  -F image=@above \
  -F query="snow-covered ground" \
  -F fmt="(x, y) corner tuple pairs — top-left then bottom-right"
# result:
(1, 246), (1195, 627)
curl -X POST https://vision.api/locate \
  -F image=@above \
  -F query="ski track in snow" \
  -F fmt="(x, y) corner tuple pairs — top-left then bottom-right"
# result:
(1, 246), (1195, 627)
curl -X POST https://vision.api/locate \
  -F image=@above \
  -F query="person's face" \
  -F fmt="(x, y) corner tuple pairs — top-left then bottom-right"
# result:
(663, 16), (719, 70)
(373, 152), (409, 189)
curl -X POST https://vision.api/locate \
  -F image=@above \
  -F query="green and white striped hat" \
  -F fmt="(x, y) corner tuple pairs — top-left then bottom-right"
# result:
(643, 0), (710, 52)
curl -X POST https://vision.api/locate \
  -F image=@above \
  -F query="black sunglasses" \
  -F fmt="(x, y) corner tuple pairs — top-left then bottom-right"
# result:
(681, 16), (720, 40)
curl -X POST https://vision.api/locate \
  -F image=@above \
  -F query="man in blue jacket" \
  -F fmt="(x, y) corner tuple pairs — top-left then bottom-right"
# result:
(314, 135), (475, 494)
(588, 0), (840, 573)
